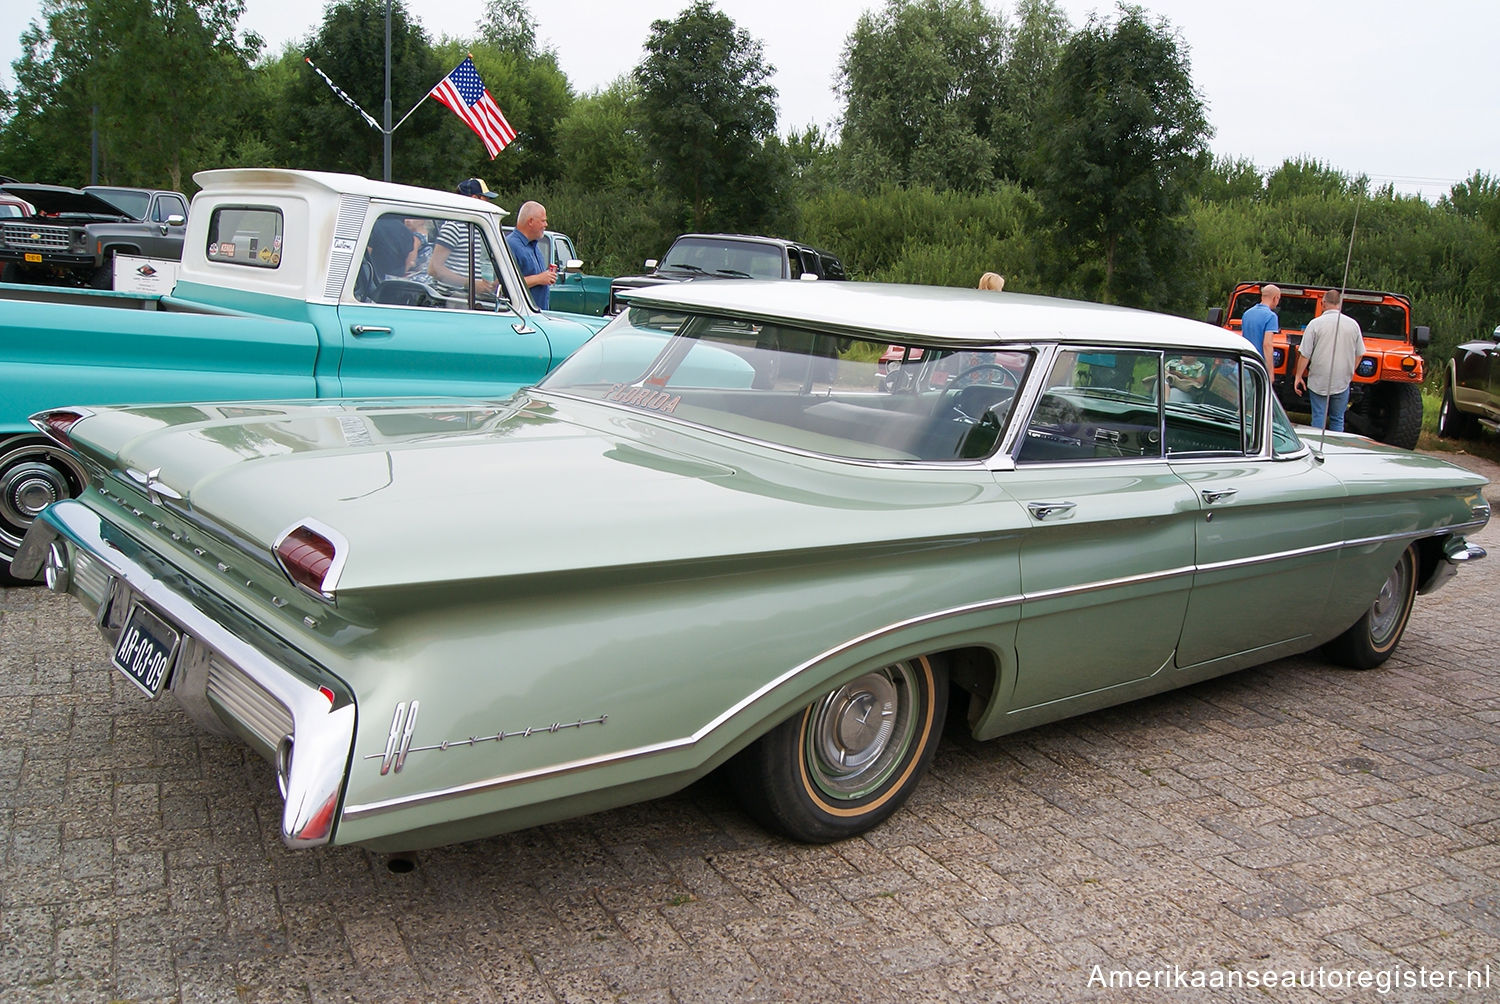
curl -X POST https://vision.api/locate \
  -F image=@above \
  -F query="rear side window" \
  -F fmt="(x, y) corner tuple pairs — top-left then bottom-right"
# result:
(206, 206), (283, 268)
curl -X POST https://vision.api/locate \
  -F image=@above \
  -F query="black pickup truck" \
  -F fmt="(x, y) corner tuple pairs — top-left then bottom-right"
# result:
(609, 233), (846, 314)
(0, 183), (189, 288)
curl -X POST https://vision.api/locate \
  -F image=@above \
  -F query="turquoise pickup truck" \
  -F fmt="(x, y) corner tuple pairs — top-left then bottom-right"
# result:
(0, 168), (609, 581)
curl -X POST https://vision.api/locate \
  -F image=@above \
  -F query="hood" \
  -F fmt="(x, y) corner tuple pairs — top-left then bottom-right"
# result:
(62, 396), (1007, 596)
(0, 183), (133, 218)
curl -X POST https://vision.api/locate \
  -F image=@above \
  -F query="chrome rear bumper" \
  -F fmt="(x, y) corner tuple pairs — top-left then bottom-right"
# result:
(16, 500), (355, 848)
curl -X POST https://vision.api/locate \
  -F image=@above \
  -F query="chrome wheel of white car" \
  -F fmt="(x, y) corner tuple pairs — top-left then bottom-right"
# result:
(1324, 546), (1417, 670)
(732, 657), (947, 842)
(1, 436), (87, 584)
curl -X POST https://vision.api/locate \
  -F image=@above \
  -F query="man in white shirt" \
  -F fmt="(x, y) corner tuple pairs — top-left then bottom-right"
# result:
(1293, 288), (1365, 432)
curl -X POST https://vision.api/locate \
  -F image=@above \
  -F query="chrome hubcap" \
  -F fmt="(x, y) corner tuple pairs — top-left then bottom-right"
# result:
(806, 663), (920, 799)
(0, 439), (87, 556)
(1368, 556), (1410, 645)
(6, 462), (65, 517)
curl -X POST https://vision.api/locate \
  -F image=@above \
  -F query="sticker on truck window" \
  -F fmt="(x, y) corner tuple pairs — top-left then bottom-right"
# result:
(206, 206), (284, 269)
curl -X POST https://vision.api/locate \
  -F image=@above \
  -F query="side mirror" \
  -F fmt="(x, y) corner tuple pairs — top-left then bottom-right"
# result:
(644, 259), (659, 270)
(799, 273), (819, 281)
(1412, 325), (1431, 348)
(563, 258), (583, 274)
(166, 215), (186, 227)
(1205, 307), (1224, 326)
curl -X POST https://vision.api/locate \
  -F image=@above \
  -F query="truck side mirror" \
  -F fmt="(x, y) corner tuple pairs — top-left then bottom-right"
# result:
(1413, 325), (1431, 348)
(563, 258), (583, 274)
(166, 215), (186, 227)
(1205, 307), (1224, 326)
(644, 259), (659, 270)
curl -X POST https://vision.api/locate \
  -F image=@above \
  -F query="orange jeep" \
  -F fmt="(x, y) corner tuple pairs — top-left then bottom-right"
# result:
(1208, 282), (1428, 449)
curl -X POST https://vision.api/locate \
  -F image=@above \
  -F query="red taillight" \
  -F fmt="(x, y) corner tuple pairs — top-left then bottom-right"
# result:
(33, 408), (91, 447)
(276, 525), (337, 595)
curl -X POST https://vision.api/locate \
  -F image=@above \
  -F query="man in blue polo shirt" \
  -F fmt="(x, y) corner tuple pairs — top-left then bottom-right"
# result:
(504, 201), (557, 310)
(1240, 284), (1280, 363)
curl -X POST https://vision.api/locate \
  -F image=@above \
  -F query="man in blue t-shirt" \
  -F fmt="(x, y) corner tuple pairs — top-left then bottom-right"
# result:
(1240, 284), (1280, 364)
(504, 201), (556, 310)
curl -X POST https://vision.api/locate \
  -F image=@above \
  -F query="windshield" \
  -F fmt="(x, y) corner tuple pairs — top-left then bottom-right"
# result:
(85, 187), (150, 219)
(658, 238), (784, 279)
(539, 306), (1033, 462)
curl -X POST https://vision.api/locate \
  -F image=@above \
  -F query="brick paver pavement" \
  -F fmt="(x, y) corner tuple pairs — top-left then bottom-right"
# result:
(2, 457), (1497, 1002)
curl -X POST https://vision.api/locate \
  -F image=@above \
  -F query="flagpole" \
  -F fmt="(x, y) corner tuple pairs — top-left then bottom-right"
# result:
(382, 0), (392, 182)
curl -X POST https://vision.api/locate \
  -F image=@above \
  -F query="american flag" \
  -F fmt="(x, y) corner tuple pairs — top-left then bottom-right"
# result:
(430, 57), (517, 158)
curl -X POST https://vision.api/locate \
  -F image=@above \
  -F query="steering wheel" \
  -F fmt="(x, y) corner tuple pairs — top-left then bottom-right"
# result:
(1027, 392), (1085, 441)
(936, 363), (1020, 421)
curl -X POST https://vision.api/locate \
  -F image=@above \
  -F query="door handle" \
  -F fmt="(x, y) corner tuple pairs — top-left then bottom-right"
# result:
(351, 325), (393, 337)
(1027, 501), (1077, 521)
(1201, 488), (1238, 504)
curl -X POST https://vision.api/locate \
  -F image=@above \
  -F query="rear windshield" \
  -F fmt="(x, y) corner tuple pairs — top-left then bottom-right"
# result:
(205, 206), (284, 268)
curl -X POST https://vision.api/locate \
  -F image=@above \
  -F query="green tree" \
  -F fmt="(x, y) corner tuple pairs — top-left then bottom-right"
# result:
(273, 0), (445, 183)
(555, 77), (649, 191)
(995, 0), (1070, 178)
(1442, 172), (1500, 323)
(0, 0), (261, 189)
(476, 0), (538, 57)
(837, 0), (1008, 192)
(1028, 4), (1210, 309)
(1198, 155), (1264, 203)
(634, 0), (783, 232)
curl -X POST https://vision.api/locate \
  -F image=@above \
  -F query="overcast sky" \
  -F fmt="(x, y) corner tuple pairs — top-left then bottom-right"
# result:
(3, 0), (1495, 201)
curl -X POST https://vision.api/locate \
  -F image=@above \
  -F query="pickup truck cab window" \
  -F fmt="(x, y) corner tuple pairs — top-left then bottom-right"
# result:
(351, 212), (514, 313)
(426, 218), (506, 309)
(205, 206), (284, 268)
(153, 194), (188, 224)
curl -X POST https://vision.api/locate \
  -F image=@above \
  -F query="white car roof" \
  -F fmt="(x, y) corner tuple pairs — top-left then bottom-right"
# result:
(625, 279), (1247, 353)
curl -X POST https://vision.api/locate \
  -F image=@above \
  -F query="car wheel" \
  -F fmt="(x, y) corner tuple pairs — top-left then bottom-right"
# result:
(1323, 546), (1417, 670)
(1, 435), (88, 585)
(731, 657), (947, 843)
(1438, 380), (1477, 440)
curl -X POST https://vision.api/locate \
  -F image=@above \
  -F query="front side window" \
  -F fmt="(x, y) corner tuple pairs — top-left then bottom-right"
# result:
(351, 212), (511, 312)
(151, 195), (186, 223)
(1018, 348), (1163, 462)
(540, 307), (1033, 463)
(206, 206), (284, 268)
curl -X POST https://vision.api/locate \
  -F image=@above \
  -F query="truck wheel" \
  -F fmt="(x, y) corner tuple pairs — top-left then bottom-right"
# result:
(1358, 382), (1423, 450)
(1438, 380), (1478, 440)
(89, 257), (114, 289)
(730, 657), (947, 843)
(1, 436), (87, 585)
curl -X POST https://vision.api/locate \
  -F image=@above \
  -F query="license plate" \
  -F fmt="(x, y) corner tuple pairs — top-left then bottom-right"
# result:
(24, 252), (42, 263)
(111, 601), (180, 697)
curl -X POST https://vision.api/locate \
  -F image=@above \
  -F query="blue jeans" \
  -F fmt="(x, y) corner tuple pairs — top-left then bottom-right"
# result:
(1309, 386), (1352, 432)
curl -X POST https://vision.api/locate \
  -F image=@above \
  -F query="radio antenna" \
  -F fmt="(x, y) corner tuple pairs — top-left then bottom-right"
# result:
(1314, 184), (1364, 457)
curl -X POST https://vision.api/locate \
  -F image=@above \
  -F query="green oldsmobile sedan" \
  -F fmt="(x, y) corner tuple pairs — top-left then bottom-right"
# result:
(15, 281), (1490, 852)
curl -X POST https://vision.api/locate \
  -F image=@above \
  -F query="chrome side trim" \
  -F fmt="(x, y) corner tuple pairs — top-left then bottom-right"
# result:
(342, 590), (1031, 820)
(342, 519), (1491, 823)
(25, 500), (354, 849)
